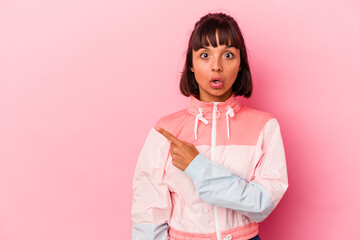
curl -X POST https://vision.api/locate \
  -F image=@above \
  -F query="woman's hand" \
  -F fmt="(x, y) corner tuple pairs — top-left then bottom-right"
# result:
(156, 127), (199, 171)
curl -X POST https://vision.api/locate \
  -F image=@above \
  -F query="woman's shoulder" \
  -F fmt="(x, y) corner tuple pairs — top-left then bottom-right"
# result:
(239, 104), (277, 127)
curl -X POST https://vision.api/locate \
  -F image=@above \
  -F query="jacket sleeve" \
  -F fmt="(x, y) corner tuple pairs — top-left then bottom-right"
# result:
(131, 127), (172, 240)
(184, 118), (288, 222)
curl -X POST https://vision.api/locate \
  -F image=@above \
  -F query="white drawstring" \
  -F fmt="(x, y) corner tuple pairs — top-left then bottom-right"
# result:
(194, 108), (209, 139)
(226, 106), (235, 139)
(194, 106), (235, 140)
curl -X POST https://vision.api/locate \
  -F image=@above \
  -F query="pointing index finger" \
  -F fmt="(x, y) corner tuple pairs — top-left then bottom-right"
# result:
(156, 127), (182, 145)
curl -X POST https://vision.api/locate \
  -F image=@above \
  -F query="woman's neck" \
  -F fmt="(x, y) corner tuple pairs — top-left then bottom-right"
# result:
(198, 91), (233, 103)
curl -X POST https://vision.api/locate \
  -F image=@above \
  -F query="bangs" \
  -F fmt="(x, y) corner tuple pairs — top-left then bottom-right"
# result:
(192, 21), (241, 51)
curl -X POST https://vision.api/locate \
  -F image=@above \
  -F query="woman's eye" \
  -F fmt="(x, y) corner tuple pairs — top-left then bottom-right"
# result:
(200, 53), (209, 59)
(225, 52), (234, 58)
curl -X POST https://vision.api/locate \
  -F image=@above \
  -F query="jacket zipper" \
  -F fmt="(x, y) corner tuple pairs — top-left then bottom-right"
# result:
(211, 102), (221, 240)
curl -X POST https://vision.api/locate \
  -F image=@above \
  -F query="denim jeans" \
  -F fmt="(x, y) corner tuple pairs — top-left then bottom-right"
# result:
(249, 234), (261, 240)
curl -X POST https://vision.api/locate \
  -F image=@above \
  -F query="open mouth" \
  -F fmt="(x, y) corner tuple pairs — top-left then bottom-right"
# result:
(210, 78), (224, 88)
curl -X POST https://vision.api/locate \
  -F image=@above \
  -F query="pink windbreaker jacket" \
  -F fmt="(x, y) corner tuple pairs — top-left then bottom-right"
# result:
(131, 93), (289, 240)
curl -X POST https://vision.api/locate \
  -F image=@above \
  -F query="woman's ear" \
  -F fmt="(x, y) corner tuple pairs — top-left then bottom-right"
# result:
(191, 67), (194, 72)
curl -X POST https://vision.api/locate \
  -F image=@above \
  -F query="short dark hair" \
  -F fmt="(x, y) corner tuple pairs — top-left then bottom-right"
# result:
(180, 12), (253, 98)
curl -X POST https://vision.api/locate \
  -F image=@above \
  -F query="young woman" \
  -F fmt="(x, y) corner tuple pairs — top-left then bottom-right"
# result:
(131, 12), (288, 240)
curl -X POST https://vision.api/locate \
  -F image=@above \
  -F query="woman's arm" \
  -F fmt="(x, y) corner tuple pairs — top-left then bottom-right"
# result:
(131, 128), (172, 240)
(132, 223), (169, 240)
(184, 118), (289, 223)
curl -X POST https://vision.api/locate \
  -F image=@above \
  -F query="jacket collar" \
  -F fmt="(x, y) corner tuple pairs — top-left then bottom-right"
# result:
(186, 92), (242, 119)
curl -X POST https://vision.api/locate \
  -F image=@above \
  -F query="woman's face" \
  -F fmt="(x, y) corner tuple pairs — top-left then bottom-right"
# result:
(191, 32), (241, 103)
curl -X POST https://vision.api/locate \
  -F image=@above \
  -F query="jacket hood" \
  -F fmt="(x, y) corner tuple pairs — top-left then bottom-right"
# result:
(186, 93), (242, 140)
(187, 93), (242, 119)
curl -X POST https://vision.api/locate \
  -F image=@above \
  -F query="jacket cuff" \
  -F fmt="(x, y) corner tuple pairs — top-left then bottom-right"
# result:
(184, 153), (209, 183)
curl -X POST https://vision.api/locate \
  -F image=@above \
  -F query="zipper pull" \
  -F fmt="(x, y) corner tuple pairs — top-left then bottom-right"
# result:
(213, 102), (220, 118)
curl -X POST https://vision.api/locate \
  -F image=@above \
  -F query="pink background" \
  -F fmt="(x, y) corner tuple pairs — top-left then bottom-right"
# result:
(1, 0), (359, 239)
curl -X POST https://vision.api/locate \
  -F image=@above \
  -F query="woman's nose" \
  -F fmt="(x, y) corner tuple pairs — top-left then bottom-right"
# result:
(212, 57), (222, 72)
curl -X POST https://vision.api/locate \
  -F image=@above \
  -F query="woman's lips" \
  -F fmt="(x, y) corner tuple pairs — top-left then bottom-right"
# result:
(210, 76), (224, 88)
(210, 81), (224, 88)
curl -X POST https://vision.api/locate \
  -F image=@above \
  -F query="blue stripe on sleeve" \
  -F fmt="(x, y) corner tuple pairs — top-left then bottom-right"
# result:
(132, 222), (169, 240)
(184, 153), (274, 222)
